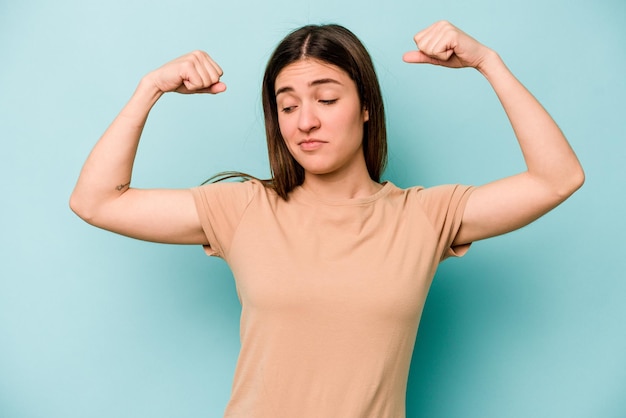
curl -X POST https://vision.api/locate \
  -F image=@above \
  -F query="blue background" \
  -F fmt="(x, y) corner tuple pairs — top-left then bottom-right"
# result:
(1, 0), (625, 417)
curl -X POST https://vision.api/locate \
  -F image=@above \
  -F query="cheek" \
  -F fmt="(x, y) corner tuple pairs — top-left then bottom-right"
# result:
(277, 117), (298, 157)
(277, 115), (292, 139)
(334, 109), (365, 138)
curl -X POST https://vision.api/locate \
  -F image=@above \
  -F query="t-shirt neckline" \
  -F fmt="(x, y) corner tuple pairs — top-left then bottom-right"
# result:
(292, 181), (395, 206)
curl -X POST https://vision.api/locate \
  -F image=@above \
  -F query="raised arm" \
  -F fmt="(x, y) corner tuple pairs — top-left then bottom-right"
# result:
(403, 21), (585, 245)
(69, 51), (226, 244)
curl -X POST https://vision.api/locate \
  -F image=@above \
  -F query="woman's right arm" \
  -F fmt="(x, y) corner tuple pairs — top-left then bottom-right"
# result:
(69, 51), (226, 244)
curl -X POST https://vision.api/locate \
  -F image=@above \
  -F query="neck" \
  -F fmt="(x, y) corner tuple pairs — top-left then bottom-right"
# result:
(301, 170), (382, 200)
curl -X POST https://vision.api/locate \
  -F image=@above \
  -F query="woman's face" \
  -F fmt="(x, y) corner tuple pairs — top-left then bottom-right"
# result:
(274, 59), (369, 179)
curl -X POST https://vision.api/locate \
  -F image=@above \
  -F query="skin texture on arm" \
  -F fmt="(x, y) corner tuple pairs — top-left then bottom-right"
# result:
(69, 51), (226, 244)
(403, 21), (585, 246)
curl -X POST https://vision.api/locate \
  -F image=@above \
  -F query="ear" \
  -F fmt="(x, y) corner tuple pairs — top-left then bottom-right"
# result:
(363, 107), (369, 122)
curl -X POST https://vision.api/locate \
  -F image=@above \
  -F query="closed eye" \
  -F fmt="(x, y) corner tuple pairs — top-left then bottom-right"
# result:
(281, 105), (297, 114)
(319, 99), (338, 105)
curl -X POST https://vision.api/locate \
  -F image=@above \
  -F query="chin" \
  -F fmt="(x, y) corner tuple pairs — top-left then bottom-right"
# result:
(303, 167), (334, 176)
(295, 159), (336, 176)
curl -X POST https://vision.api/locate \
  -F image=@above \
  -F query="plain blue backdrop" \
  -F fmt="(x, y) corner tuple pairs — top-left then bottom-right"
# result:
(1, 0), (625, 417)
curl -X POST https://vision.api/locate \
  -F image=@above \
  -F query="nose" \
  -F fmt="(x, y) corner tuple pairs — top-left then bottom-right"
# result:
(297, 103), (320, 133)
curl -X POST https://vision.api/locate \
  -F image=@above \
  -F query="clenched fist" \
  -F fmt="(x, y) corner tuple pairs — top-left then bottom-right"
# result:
(402, 21), (493, 70)
(145, 50), (226, 94)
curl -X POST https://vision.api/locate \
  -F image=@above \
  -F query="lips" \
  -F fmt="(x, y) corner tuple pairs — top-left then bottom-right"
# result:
(298, 139), (328, 151)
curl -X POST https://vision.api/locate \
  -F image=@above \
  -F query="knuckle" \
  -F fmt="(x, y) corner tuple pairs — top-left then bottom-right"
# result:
(189, 50), (206, 63)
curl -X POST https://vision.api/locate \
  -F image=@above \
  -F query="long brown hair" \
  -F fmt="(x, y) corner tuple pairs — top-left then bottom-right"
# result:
(208, 24), (387, 200)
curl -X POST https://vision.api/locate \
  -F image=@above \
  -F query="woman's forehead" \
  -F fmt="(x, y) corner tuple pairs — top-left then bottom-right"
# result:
(275, 59), (351, 91)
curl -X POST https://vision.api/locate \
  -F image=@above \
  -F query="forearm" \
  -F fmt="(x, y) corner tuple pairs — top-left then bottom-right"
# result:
(477, 50), (584, 197)
(70, 77), (163, 221)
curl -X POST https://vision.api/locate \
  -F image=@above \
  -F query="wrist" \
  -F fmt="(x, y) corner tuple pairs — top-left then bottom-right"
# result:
(138, 73), (166, 99)
(475, 49), (506, 78)
(125, 75), (166, 112)
(116, 76), (165, 121)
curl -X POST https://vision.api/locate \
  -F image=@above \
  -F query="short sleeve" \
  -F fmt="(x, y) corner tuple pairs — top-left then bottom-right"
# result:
(190, 180), (257, 258)
(414, 184), (475, 261)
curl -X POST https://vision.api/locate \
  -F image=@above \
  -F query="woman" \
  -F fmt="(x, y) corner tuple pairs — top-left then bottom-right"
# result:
(70, 21), (584, 417)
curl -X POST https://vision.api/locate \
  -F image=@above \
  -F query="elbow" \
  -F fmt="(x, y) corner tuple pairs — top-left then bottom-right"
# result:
(69, 192), (87, 221)
(556, 164), (585, 201)
(573, 165), (585, 191)
(69, 191), (98, 225)
(568, 163), (585, 195)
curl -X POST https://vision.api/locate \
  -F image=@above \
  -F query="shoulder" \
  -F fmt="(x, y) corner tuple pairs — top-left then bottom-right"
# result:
(383, 182), (474, 222)
(190, 179), (278, 219)
(192, 178), (269, 200)
(410, 184), (474, 204)
(384, 182), (473, 204)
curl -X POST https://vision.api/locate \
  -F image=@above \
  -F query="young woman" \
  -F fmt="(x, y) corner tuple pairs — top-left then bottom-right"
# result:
(70, 21), (584, 417)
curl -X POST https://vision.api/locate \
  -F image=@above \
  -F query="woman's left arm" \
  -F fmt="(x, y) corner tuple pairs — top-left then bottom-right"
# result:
(403, 21), (585, 245)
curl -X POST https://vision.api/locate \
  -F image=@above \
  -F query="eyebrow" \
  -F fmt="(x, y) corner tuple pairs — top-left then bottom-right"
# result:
(275, 78), (343, 97)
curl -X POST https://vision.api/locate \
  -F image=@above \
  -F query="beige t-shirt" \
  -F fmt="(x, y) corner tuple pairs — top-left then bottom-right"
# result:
(191, 180), (473, 418)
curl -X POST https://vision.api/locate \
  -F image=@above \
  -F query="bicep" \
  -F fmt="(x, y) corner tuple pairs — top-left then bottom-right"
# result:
(453, 172), (566, 246)
(85, 188), (208, 245)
